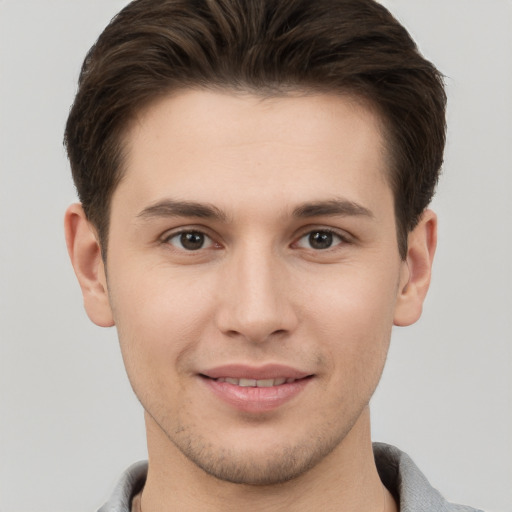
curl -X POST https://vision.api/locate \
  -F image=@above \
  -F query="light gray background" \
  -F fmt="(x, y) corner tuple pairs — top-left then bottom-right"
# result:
(1, 1), (510, 511)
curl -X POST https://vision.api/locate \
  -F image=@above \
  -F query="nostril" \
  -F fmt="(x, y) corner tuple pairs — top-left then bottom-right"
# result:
(223, 327), (290, 343)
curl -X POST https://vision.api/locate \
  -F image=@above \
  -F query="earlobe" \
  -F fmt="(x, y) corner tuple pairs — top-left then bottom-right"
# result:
(393, 209), (437, 327)
(64, 204), (115, 327)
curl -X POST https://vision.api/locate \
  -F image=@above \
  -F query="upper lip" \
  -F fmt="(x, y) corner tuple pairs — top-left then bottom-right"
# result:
(200, 364), (312, 380)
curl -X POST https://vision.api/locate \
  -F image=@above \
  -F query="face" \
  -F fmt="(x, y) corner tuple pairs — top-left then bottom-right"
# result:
(101, 90), (410, 484)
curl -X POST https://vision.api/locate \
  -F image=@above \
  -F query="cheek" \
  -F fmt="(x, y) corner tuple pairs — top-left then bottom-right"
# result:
(107, 267), (216, 386)
(300, 264), (398, 387)
(302, 261), (399, 336)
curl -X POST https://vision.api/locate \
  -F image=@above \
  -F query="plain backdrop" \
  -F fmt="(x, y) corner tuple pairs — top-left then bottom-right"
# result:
(1, 1), (511, 511)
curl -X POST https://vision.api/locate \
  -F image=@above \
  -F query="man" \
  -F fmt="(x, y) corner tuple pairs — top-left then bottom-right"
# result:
(63, 0), (481, 510)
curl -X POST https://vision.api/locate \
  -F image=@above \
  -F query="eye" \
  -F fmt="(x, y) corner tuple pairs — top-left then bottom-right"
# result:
(165, 230), (215, 251)
(295, 230), (345, 250)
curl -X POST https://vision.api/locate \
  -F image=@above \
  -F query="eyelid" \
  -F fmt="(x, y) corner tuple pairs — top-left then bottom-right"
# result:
(160, 223), (214, 240)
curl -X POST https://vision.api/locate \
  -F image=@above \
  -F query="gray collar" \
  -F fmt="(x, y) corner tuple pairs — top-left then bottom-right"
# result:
(373, 443), (482, 512)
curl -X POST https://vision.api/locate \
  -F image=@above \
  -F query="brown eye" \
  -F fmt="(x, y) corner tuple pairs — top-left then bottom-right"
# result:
(296, 230), (344, 250)
(309, 231), (334, 249)
(166, 231), (213, 251)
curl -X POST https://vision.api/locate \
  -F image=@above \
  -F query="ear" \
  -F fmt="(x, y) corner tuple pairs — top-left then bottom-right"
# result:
(393, 209), (437, 326)
(64, 203), (114, 327)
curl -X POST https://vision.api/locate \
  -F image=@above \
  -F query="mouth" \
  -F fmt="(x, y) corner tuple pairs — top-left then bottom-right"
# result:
(200, 363), (312, 381)
(201, 376), (307, 387)
(199, 366), (314, 412)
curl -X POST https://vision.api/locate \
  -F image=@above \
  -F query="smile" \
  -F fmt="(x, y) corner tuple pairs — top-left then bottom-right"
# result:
(213, 377), (299, 387)
(200, 367), (313, 413)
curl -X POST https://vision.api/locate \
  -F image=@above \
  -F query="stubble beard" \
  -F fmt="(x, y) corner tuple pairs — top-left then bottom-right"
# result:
(150, 408), (363, 486)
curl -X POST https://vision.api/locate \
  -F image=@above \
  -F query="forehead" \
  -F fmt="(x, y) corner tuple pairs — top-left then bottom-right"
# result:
(114, 89), (391, 218)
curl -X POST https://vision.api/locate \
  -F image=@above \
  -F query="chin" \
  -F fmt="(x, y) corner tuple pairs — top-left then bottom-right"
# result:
(183, 446), (322, 486)
(170, 422), (349, 486)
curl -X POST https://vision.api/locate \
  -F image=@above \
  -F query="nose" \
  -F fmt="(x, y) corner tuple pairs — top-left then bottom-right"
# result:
(215, 242), (299, 343)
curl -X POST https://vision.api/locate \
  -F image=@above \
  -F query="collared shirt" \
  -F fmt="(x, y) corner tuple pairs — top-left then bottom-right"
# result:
(97, 443), (483, 512)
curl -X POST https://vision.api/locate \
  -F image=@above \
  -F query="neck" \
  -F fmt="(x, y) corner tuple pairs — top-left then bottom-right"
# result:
(140, 407), (397, 512)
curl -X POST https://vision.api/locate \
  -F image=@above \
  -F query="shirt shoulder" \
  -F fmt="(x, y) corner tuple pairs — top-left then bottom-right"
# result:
(373, 442), (484, 512)
(97, 461), (148, 512)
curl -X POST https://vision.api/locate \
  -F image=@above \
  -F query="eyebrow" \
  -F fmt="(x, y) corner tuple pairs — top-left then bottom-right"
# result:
(136, 197), (373, 223)
(292, 199), (374, 219)
(137, 199), (228, 222)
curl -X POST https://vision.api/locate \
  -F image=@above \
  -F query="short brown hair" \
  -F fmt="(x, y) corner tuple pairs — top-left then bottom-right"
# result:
(65, 0), (446, 258)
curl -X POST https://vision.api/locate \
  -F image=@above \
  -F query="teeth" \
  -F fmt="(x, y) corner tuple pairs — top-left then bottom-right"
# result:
(216, 377), (294, 387)
(239, 378), (257, 387)
(256, 379), (275, 387)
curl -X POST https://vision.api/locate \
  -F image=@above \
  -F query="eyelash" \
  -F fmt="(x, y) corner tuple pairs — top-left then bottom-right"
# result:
(161, 227), (351, 252)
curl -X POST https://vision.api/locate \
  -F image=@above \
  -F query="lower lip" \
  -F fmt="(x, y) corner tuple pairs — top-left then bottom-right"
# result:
(202, 377), (312, 413)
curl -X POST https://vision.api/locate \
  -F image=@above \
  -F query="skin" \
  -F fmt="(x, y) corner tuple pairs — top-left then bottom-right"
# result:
(65, 90), (436, 511)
